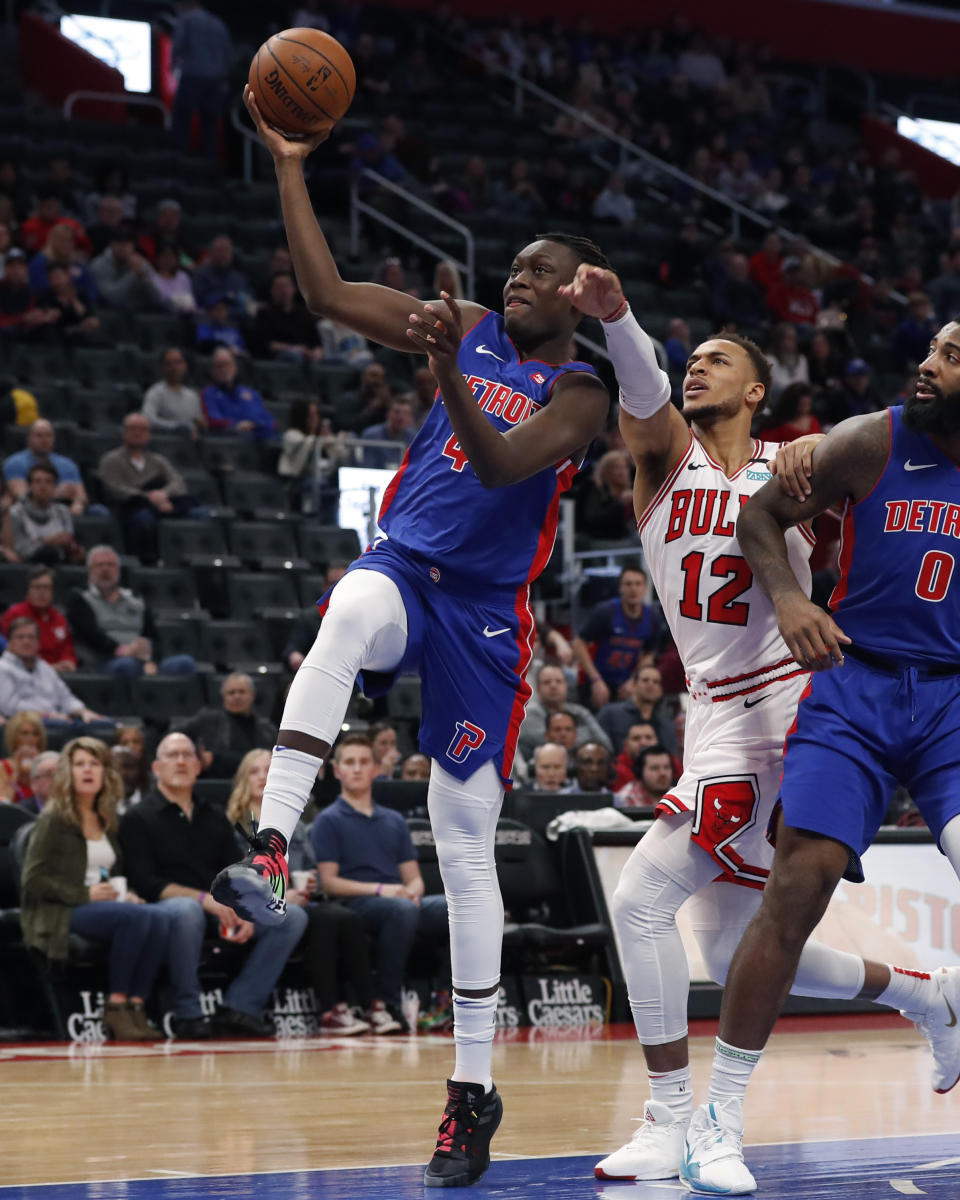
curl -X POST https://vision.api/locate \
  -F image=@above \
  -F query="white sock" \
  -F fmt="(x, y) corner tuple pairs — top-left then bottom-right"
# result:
(707, 1037), (762, 1105)
(451, 992), (498, 1092)
(877, 965), (937, 1017)
(648, 1064), (693, 1123)
(258, 746), (323, 846)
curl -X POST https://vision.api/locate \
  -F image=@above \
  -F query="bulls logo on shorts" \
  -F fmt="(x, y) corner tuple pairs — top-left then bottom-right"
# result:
(691, 774), (760, 869)
(446, 720), (486, 764)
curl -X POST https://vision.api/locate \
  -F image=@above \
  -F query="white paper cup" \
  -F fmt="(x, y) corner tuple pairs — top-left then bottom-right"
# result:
(110, 875), (128, 901)
(291, 870), (311, 892)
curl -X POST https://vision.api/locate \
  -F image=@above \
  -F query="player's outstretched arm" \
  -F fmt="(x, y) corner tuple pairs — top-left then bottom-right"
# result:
(245, 87), (486, 352)
(408, 295), (610, 486)
(738, 412), (889, 670)
(560, 264), (690, 516)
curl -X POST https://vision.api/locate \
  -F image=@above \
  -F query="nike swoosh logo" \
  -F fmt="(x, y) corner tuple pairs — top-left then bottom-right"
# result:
(946, 995), (958, 1028)
(904, 461), (937, 471)
(688, 463), (706, 471)
(476, 345), (505, 362)
(482, 626), (511, 638)
(743, 694), (768, 709)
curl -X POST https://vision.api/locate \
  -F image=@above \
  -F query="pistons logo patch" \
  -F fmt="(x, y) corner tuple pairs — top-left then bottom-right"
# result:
(691, 775), (760, 858)
(446, 720), (486, 764)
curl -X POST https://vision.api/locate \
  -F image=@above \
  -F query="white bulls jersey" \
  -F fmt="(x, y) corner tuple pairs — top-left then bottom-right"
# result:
(640, 432), (813, 708)
(639, 432), (815, 887)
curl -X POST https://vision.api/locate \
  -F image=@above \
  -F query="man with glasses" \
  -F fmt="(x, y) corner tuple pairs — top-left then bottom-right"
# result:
(119, 732), (307, 1039)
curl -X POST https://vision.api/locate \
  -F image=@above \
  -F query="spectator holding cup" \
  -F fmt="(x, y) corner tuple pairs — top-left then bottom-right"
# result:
(19, 737), (170, 1040)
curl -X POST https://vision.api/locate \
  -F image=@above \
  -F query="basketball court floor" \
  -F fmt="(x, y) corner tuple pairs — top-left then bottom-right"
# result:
(1, 1015), (957, 1199)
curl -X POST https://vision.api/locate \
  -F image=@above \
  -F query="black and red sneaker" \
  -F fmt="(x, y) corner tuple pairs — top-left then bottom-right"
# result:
(424, 1079), (503, 1188)
(211, 827), (288, 925)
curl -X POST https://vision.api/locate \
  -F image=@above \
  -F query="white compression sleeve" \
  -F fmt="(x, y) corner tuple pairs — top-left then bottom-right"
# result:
(602, 304), (672, 420)
(258, 569), (408, 843)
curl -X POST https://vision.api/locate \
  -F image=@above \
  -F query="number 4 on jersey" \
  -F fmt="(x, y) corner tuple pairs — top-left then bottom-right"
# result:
(442, 435), (470, 473)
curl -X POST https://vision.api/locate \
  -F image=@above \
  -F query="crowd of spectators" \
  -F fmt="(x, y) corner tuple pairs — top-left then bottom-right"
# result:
(0, 3), (946, 1036)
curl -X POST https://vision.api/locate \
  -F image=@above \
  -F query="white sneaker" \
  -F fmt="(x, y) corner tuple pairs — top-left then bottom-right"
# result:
(365, 1000), (403, 1035)
(594, 1099), (687, 1180)
(681, 1099), (756, 1195)
(909, 966), (960, 1093)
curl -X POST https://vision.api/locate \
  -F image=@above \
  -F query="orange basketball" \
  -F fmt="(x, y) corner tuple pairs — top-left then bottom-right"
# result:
(248, 28), (356, 137)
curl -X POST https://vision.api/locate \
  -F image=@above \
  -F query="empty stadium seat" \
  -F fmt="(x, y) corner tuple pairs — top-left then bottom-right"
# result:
(132, 675), (206, 727)
(297, 525), (362, 567)
(226, 571), (300, 617)
(227, 521), (298, 564)
(200, 437), (264, 475)
(204, 620), (275, 670)
(158, 520), (228, 566)
(67, 673), (132, 716)
(132, 566), (200, 613)
(221, 474), (289, 515)
(153, 613), (209, 660)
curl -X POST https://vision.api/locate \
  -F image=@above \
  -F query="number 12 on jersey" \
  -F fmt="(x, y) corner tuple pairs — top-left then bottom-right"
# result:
(679, 552), (753, 626)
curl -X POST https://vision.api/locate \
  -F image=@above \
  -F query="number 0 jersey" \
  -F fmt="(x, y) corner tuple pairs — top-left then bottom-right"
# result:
(377, 310), (598, 590)
(640, 433), (814, 704)
(830, 405), (960, 665)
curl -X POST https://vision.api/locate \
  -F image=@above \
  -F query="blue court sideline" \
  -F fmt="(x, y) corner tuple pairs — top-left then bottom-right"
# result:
(2, 1134), (958, 1200)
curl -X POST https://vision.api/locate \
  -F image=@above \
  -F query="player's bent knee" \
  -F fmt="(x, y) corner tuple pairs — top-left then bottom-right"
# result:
(611, 882), (675, 943)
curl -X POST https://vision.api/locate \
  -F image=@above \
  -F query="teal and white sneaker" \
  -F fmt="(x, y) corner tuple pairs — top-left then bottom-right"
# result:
(680, 1099), (756, 1195)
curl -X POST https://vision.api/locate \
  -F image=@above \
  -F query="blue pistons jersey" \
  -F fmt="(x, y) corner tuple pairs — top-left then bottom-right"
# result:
(324, 309), (600, 785)
(830, 405), (960, 665)
(377, 310), (597, 588)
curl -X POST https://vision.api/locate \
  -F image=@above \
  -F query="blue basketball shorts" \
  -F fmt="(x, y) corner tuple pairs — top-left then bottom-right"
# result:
(778, 654), (960, 881)
(319, 539), (534, 786)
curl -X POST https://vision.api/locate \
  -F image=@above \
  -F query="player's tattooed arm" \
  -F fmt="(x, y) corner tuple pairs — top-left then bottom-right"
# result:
(246, 87), (486, 352)
(738, 413), (890, 670)
(409, 294), (610, 487)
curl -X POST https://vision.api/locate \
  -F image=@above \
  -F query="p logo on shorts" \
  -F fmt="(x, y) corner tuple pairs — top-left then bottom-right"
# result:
(447, 720), (486, 764)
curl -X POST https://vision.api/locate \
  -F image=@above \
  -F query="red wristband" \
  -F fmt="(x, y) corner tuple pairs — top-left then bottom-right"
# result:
(601, 298), (629, 323)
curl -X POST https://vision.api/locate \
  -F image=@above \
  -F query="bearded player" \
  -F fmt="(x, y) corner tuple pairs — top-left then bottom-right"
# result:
(212, 90), (613, 1188)
(562, 267), (958, 1195)
(688, 324), (960, 1193)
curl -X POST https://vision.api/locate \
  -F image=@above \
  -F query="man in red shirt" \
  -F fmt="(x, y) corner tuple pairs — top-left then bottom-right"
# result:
(748, 231), (782, 294)
(20, 193), (91, 257)
(766, 256), (819, 326)
(0, 565), (77, 672)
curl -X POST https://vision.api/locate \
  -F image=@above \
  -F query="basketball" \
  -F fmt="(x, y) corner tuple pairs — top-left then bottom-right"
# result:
(248, 28), (356, 137)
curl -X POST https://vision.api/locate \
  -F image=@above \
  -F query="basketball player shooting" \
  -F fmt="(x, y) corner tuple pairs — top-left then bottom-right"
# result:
(212, 87), (612, 1188)
(561, 265), (959, 1196)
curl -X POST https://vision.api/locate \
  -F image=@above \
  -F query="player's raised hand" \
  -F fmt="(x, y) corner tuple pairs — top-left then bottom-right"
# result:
(558, 263), (625, 320)
(767, 434), (825, 502)
(243, 85), (330, 161)
(407, 292), (463, 379)
(775, 594), (850, 671)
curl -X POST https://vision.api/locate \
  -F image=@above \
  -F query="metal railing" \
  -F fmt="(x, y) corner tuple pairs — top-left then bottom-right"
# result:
(63, 90), (171, 128)
(350, 167), (476, 301)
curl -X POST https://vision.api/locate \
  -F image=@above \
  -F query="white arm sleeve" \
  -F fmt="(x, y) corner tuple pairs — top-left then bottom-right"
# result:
(602, 304), (673, 420)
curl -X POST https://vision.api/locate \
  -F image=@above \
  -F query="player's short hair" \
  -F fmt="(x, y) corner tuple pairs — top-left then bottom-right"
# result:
(333, 732), (373, 761)
(706, 331), (772, 396)
(535, 231), (612, 272)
